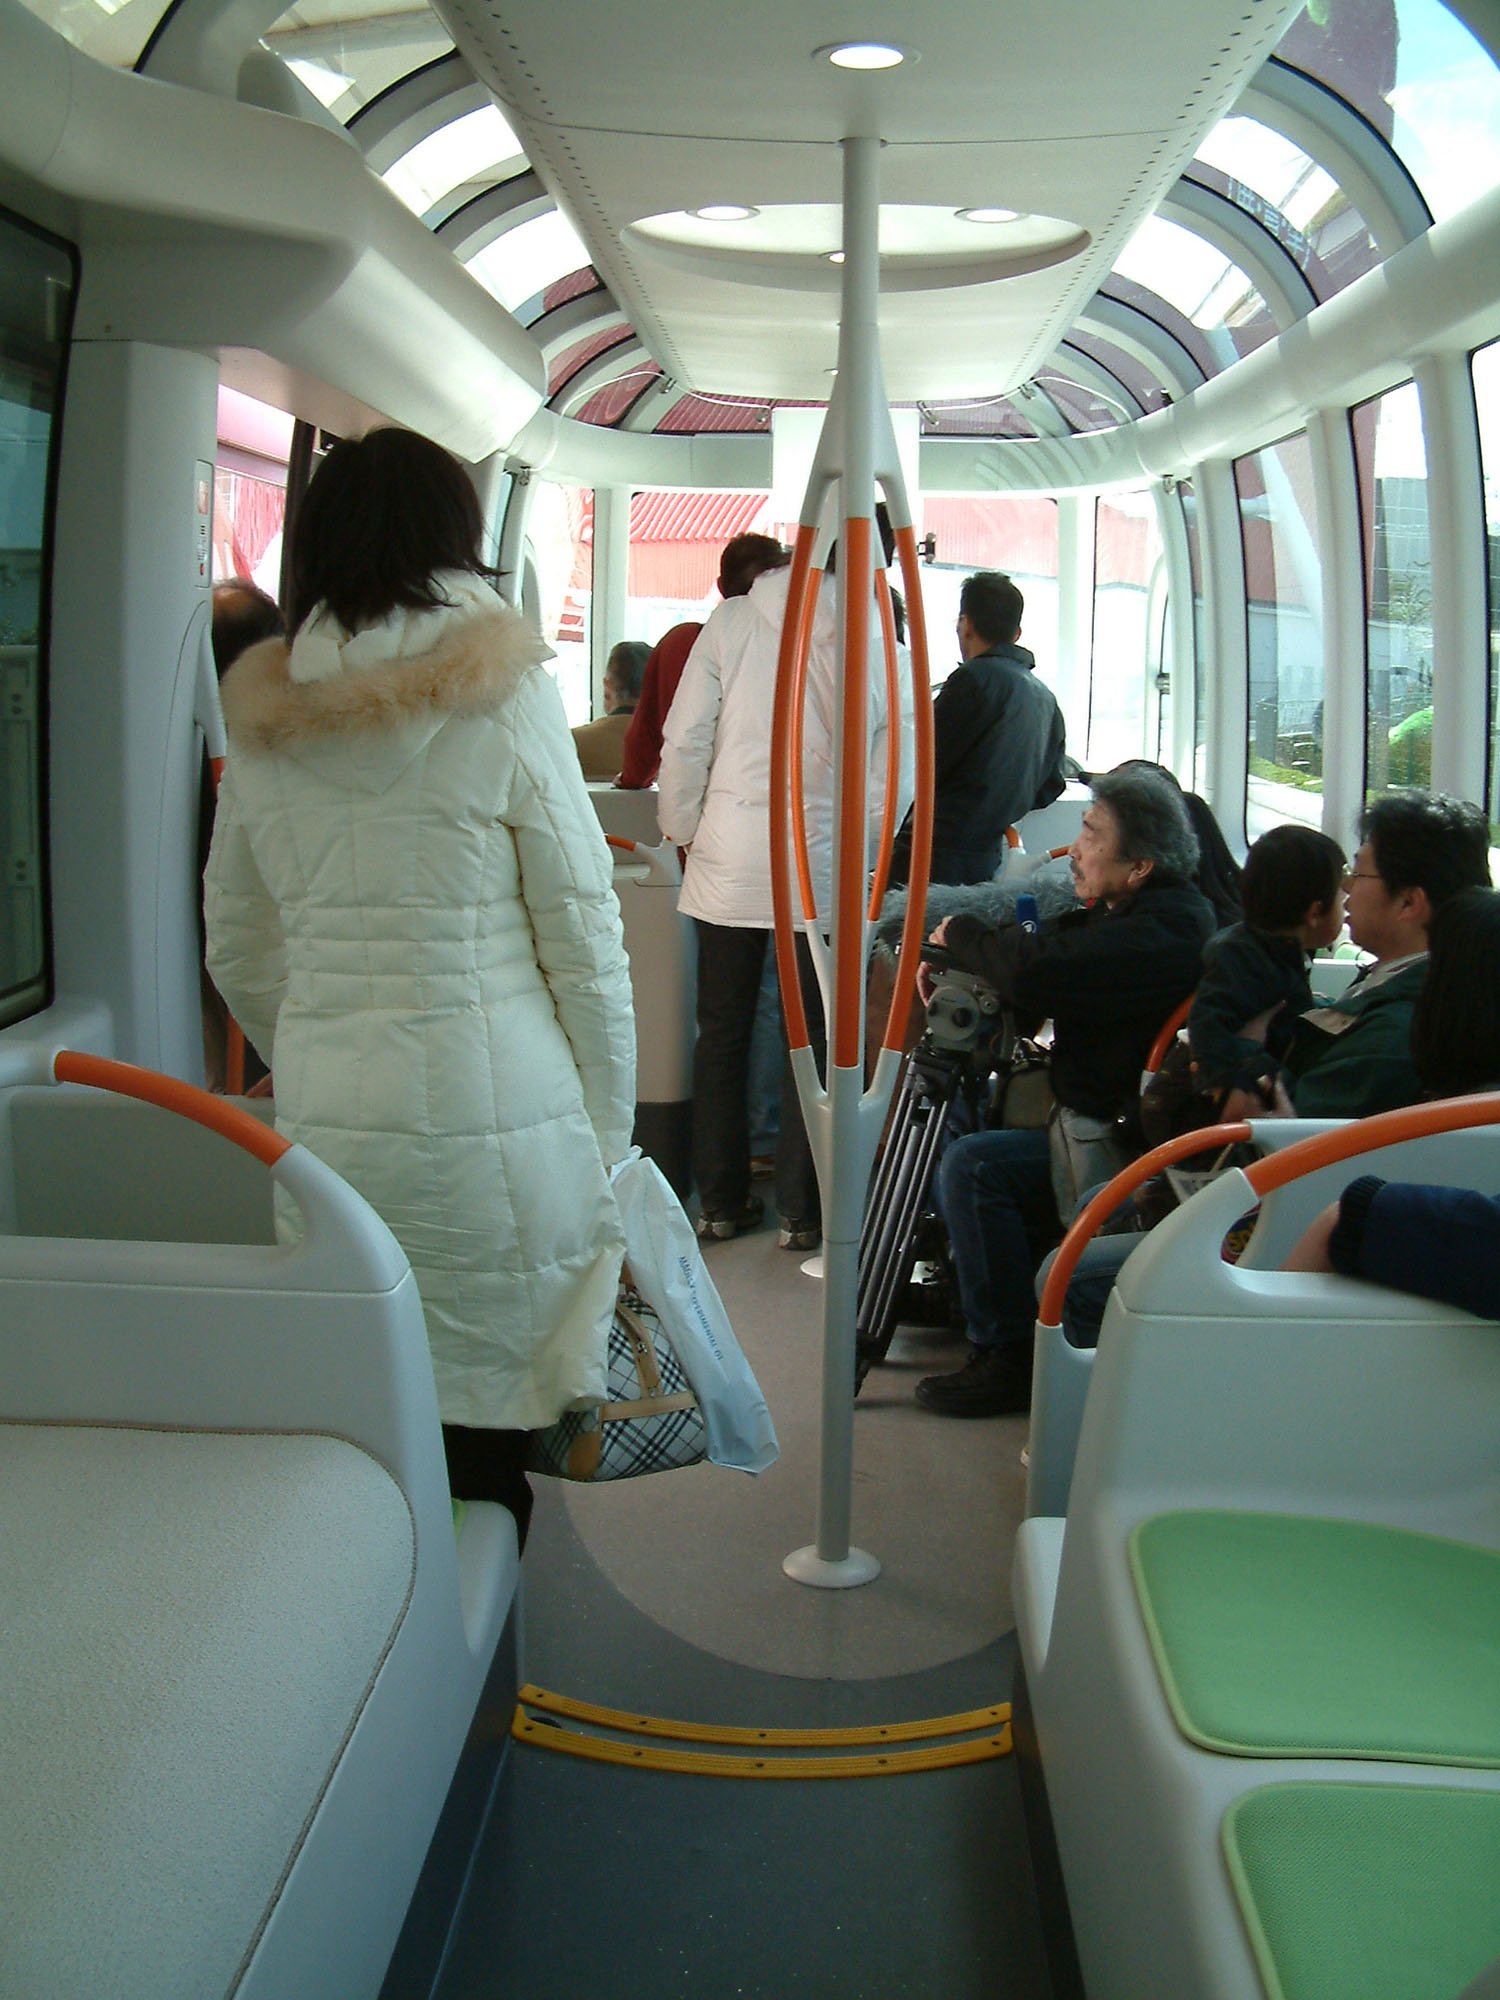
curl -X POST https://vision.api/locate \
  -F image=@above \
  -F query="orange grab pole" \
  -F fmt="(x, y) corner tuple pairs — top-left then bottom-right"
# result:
(51, 1049), (291, 1168)
(881, 523), (935, 1054)
(832, 516), (872, 1072)
(1244, 1089), (1500, 1198)
(769, 526), (820, 1054)
(788, 567), (821, 925)
(1037, 1121), (1253, 1328)
(1004, 825), (1022, 849)
(866, 570), (902, 920)
(1145, 993), (1193, 1076)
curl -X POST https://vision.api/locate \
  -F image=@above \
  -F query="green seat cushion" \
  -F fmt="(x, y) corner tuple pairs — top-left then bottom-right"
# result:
(1130, 1510), (1500, 1764)
(1224, 1782), (1500, 2000)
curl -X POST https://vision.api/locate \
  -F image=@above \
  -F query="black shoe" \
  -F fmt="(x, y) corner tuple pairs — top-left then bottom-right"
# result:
(696, 1195), (765, 1241)
(778, 1216), (821, 1251)
(915, 1342), (1033, 1418)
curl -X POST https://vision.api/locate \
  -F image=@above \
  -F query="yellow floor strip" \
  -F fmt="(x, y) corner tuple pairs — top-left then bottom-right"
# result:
(512, 1711), (1013, 1778)
(517, 1682), (1010, 1748)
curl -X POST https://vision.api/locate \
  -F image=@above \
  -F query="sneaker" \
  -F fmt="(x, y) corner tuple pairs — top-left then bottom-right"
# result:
(778, 1217), (821, 1251)
(914, 1342), (1033, 1418)
(695, 1196), (764, 1241)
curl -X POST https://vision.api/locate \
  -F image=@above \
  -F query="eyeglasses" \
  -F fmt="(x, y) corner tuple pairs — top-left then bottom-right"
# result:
(1343, 871), (1382, 883)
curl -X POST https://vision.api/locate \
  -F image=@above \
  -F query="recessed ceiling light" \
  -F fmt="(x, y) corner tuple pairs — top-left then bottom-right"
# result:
(827, 251), (846, 264)
(691, 204), (759, 222)
(818, 41), (906, 69)
(958, 206), (1024, 224)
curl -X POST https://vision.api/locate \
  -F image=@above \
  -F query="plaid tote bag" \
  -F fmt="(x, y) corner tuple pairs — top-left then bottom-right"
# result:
(525, 1276), (708, 1481)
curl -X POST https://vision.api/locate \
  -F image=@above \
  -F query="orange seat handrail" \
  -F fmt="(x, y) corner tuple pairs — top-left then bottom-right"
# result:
(51, 1050), (291, 1167)
(1037, 1121), (1252, 1327)
(1244, 1090), (1500, 1197)
(1144, 993), (1194, 1076)
(1004, 825), (1022, 849)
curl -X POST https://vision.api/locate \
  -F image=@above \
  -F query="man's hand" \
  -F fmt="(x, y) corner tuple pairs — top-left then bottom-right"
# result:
(915, 917), (951, 1004)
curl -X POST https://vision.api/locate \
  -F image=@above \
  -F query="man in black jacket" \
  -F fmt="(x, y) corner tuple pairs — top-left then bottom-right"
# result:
(916, 767), (1216, 1416)
(890, 570), (1068, 887)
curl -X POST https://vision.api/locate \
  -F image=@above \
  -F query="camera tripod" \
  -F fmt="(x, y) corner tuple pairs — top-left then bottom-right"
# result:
(855, 959), (1009, 1390)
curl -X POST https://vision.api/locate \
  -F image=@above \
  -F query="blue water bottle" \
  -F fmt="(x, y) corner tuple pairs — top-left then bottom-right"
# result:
(1016, 892), (1040, 935)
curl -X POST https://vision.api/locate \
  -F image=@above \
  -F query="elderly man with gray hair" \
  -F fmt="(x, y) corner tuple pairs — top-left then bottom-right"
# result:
(915, 766), (1216, 1417)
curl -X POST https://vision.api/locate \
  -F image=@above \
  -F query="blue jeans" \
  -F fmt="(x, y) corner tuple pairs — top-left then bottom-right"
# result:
(934, 1127), (1058, 1349)
(1035, 1234), (1139, 1349)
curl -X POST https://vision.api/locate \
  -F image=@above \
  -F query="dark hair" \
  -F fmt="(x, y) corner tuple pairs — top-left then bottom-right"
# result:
(606, 640), (650, 703)
(287, 428), (488, 634)
(211, 580), (284, 676)
(1411, 887), (1500, 1096)
(718, 533), (788, 598)
(1100, 761), (1243, 921)
(1090, 766), (1200, 883)
(1360, 792), (1492, 913)
(1241, 824), (1346, 932)
(959, 571), (1024, 645)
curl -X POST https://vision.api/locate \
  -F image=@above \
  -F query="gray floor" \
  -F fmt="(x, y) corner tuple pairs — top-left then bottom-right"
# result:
(436, 1216), (1055, 2000)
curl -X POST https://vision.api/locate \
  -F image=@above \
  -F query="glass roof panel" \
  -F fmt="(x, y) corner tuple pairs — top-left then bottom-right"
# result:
(264, 4), (450, 122)
(1032, 373), (1120, 432)
(919, 398), (1038, 439)
(1111, 215), (1276, 362)
(466, 211), (592, 314)
(1278, 0), (1500, 225)
(1063, 330), (1170, 413)
(14, 0), (163, 68)
(382, 104), (524, 218)
(1192, 114), (1378, 294)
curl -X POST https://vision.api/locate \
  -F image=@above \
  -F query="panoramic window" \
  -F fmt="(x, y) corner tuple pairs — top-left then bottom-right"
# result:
(264, 5), (453, 123)
(212, 387), (292, 596)
(15, 0), (160, 67)
(1237, 431), (1324, 839)
(626, 490), (773, 651)
(1476, 342), (1500, 839)
(467, 210), (592, 317)
(1192, 113), (1379, 297)
(527, 482), (592, 724)
(1278, 0), (1500, 226)
(1111, 215), (1276, 364)
(0, 211), (73, 1028)
(1088, 491), (1166, 771)
(1180, 482), (1208, 794)
(382, 104), (524, 219)
(913, 497), (1060, 694)
(1353, 381), (1432, 800)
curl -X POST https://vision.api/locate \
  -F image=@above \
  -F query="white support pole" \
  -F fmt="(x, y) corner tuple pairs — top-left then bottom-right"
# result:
(783, 133), (886, 1591)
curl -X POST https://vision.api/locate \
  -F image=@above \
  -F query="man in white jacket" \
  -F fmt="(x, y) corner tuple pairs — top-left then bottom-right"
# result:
(658, 526), (911, 1249)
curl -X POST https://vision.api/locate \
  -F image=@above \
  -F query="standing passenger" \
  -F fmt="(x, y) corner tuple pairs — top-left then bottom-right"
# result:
(889, 570), (1067, 887)
(618, 533), (789, 790)
(658, 519), (908, 1250)
(204, 428), (636, 1543)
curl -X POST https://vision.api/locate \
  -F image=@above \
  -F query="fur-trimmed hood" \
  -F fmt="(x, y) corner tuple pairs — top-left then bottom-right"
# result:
(218, 602), (552, 794)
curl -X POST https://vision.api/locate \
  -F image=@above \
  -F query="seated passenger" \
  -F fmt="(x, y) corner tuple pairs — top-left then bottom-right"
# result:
(1285, 1182), (1500, 1321)
(915, 766), (1215, 1416)
(571, 639), (650, 781)
(1187, 824), (1347, 1121)
(1279, 792), (1491, 1118)
(1060, 882), (1500, 1347)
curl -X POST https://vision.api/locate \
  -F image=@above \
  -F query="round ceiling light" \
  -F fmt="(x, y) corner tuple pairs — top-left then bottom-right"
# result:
(958, 206), (1025, 224)
(692, 204), (759, 222)
(819, 41), (906, 69)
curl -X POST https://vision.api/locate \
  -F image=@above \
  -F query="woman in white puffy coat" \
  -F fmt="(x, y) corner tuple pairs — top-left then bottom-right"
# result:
(205, 429), (635, 1538)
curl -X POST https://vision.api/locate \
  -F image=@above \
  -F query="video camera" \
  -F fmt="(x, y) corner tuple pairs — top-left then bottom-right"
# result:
(918, 945), (1006, 1058)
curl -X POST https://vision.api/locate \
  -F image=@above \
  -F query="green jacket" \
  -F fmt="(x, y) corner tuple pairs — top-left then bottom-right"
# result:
(1284, 956), (1427, 1119)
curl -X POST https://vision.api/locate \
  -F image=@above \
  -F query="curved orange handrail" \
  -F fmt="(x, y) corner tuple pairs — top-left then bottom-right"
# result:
(1049, 844), (1072, 860)
(832, 516), (872, 1070)
(1037, 1120), (1252, 1328)
(769, 525), (820, 1052)
(606, 834), (636, 852)
(866, 569), (903, 919)
(1145, 993), (1193, 1076)
(882, 522), (935, 1054)
(51, 1050), (290, 1167)
(1005, 825), (1022, 849)
(1244, 1090), (1500, 1197)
